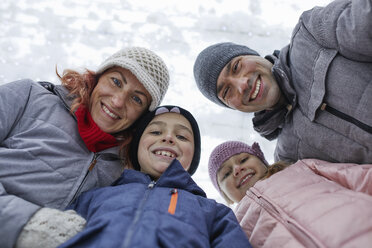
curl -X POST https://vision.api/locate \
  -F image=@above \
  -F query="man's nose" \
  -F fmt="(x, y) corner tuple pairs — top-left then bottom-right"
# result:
(231, 77), (248, 95)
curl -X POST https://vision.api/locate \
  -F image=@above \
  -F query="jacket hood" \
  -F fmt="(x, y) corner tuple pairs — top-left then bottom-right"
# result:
(112, 159), (206, 197)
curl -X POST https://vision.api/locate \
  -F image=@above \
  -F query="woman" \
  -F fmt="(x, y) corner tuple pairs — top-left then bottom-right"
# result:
(0, 47), (169, 248)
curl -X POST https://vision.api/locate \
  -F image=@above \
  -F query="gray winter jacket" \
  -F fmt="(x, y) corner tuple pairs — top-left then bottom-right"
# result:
(253, 0), (372, 163)
(0, 79), (124, 248)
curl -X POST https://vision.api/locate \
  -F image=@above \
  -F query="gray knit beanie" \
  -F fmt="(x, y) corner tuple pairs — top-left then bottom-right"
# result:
(96, 47), (170, 111)
(193, 42), (260, 107)
(208, 141), (268, 195)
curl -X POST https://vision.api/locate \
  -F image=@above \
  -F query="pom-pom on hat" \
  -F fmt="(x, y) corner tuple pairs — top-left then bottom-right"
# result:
(193, 42), (259, 107)
(129, 105), (201, 176)
(96, 47), (170, 111)
(208, 141), (268, 194)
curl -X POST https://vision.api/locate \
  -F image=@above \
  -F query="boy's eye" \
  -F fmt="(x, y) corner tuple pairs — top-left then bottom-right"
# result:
(150, 131), (161, 135)
(176, 135), (187, 141)
(132, 95), (143, 105)
(111, 77), (122, 87)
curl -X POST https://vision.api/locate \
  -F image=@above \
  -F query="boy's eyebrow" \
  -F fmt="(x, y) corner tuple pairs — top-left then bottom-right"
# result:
(148, 121), (166, 127)
(175, 124), (193, 135)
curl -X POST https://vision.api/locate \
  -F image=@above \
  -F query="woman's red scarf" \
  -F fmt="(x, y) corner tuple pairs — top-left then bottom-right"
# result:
(75, 106), (118, 152)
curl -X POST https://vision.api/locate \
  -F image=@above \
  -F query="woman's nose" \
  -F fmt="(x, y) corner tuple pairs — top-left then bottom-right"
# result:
(111, 92), (127, 108)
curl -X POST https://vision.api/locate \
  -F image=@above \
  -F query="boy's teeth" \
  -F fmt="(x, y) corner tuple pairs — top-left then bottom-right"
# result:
(250, 79), (261, 100)
(155, 150), (175, 158)
(102, 105), (119, 119)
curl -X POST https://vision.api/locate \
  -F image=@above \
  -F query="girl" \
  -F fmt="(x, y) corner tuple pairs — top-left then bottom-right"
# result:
(58, 106), (251, 248)
(1, 47), (169, 248)
(209, 141), (372, 247)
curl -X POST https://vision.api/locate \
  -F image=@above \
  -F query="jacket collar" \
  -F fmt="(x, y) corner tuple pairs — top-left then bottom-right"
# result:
(112, 159), (206, 197)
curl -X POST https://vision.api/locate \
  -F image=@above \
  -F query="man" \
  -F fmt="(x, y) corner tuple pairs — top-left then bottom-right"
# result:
(194, 0), (372, 163)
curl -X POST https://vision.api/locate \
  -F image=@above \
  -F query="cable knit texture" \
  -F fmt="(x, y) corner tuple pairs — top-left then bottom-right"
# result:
(15, 208), (86, 248)
(75, 106), (118, 152)
(96, 47), (170, 110)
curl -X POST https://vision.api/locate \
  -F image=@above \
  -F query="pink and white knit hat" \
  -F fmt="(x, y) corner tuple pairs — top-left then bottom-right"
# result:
(208, 141), (268, 194)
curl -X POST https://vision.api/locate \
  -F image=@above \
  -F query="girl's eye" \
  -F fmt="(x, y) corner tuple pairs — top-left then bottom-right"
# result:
(132, 95), (143, 105)
(222, 170), (232, 180)
(240, 157), (249, 164)
(233, 60), (240, 72)
(111, 77), (122, 87)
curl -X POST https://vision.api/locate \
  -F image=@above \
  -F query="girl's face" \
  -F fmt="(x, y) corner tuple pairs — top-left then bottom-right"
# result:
(137, 113), (194, 179)
(89, 67), (151, 134)
(217, 153), (267, 203)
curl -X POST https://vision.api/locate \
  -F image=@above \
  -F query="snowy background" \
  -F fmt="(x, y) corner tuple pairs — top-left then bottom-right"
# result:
(0, 0), (331, 204)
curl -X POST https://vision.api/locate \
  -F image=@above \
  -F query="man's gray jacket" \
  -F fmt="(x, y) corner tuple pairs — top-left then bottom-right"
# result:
(0, 79), (124, 248)
(254, 0), (372, 163)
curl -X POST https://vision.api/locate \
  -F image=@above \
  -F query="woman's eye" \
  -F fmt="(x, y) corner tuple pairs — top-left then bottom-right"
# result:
(111, 77), (121, 87)
(132, 95), (143, 105)
(233, 60), (240, 72)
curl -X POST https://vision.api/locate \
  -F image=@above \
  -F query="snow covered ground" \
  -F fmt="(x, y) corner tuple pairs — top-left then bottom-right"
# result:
(0, 0), (331, 204)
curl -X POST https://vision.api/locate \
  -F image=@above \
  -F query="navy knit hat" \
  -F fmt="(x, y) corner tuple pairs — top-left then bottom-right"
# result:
(193, 42), (260, 107)
(208, 141), (268, 195)
(129, 105), (201, 176)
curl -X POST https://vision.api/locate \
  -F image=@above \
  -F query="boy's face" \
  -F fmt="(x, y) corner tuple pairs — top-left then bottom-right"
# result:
(137, 113), (194, 179)
(217, 152), (267, 203)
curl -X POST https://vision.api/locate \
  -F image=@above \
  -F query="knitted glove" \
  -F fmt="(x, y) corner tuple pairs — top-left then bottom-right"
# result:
(15, 207), (86, 248)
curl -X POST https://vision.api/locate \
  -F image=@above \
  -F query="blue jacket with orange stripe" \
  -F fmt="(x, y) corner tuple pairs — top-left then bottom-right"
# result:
(59, 159), (251, 248)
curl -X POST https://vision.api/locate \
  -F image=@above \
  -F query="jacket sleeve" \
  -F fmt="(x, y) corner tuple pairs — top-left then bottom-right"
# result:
(303, 159), (372, 195)
(301, 0), (372, 61)
(0, 80), (42, 248)
(210, 203), (252, 248)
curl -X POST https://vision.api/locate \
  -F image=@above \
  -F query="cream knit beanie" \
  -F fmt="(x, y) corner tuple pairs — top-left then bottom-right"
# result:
(96, 47), (170, 111)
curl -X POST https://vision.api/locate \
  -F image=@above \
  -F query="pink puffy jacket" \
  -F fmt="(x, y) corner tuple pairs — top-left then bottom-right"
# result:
(234, 159), (372, 248)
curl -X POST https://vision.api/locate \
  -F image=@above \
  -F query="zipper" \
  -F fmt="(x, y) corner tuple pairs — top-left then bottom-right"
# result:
(122, 180), (156, 248)
(320, 103), (372, 134)
(68, 154), (97, 206)
(248, 189), (321, 248)
(168, 188), (178, 215)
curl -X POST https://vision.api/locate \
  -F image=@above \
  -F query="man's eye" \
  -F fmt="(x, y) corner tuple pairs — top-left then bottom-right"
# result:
(132, 95), (143, 105)
(222, 87), (230, 100)
(233, 60), (239, 72)
(150, 131), (161, 135)
(111, 77), (121, 87)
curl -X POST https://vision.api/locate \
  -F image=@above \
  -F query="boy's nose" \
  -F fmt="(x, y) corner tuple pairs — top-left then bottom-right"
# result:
(162, 134), (174, 144)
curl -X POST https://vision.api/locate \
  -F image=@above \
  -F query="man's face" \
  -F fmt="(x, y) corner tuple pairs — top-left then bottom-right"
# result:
(216, 55), (282, 113)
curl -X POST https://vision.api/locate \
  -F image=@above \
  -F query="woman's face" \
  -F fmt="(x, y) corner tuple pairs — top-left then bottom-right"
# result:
(137, 113), (195, 179)
(89, 67), (152, 134)
(217, 152), (267, 203)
